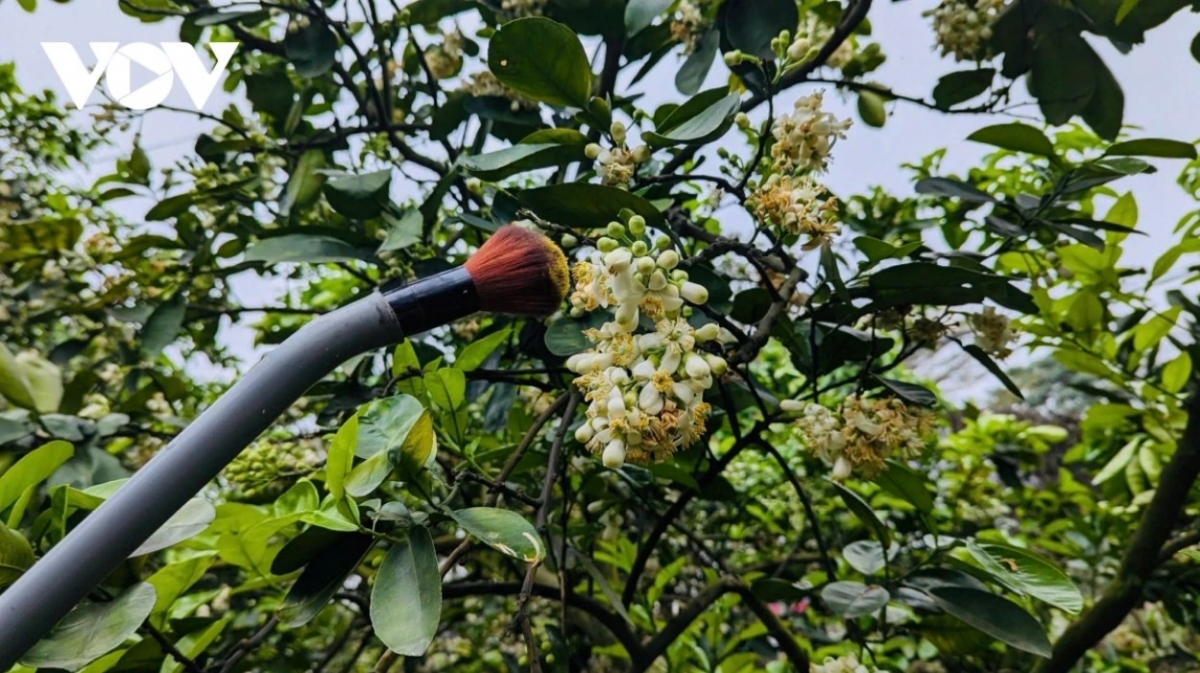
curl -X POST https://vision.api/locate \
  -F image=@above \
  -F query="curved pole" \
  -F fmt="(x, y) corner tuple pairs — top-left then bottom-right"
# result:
(0, 292), (404, 669)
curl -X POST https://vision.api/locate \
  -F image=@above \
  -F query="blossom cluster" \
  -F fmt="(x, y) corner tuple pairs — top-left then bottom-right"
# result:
(585, 122), (650, 188)
(565, 216), (728, 468)
(424, 30), (464, 80)
(969, 306), (1016, 358)
(811, 653), (883, 673)
(786, 17), (854, 70)
(500, 0), (549, 19)
(785, 395), (937, 479)
(458, 71), (538, 112)
(670, 1), (708, 54)
(770, 91), (852, 174)
(747, 174), (841, 249)
(923, 0), (1009, 61)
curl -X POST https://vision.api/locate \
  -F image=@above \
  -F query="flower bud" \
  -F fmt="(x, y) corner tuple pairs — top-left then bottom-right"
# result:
(606, 222), (626, 238)
(671, 269), (689, 282)
(648, 269), (669, 291)
(597, 236), (618, 252)
(635, 255), (655, 273)
(680, 281), (709, 304)
(575, 423), (594, 443)
(602, 439), (626, 468)
(566, 353), (592, 373)
(561, 233), (578, 248)
(695, 323), (719, 342)
(656, 250), (680, 270)
(585, 143), (603, 159)
(735, 112), (751, 130)
(706, 354), (728, 376)
(610, 121), (627, 145)
(780, 399), (805, 413)
(832, 456), (852, 481)
(466, 177), (484, 193)
(631, 241), (649, 257)
(684, 353), (710, 379)
(655, 235), (672, 250)
(632, 145), (651, 163)
(615, 302), (639, 329)
(627, 214), (646, 236)
(724, 50), (744, 67)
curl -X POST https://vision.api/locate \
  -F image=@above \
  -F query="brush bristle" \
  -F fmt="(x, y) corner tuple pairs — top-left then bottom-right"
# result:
(464, 225), (569, 317)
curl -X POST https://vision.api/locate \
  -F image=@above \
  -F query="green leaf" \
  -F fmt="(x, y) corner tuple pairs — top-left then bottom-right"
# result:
(914, 177), (994, 203)
(625, 0), (673, 35)
(961, 344), (1024, 400)
(1079, 52), (1123, 142)
(15, 352), (63, 413)
(244, 234), (368, 265)
(21, 583), (157, 671)
(676, 29), (719, 95)
(831, 481), (890, 547)
(17, 0), (35, 11)
(344, 450), (394, 498)
(280, 150), (327, 217)
(284, 20), (338, 78)
(1192, 31), (1200, 63)
(516, 183), (665, 229)
(488, 18), (592, 108)
(147, 554), (214, 628)
(843, 540), (886, 575)
(1104, 138), (1197, 159)
(140, 295), (187, 357)
(869, 262), (1036, 314)
(456, 328), (511, 372)
(425, 368), (466, 411)
(161, 615), (231, 673)
(357, 395), (426, 459)
(720, 0), (798, 59)
(370, 527), (442, 656)
(463, 142), (587, 182)
(874, 460), (934, 514)
(1162, 352), (1192, 393)
(1029, 32), (1097, 126)
(280, 533), (374, 627)
(933, 69), (995, 108)
(131, 498), (216, 557)
(927, 587), (1052, 657)
(0, 521), (34, 589)
(1093, 436), (1141, 485)
(643, 88), (740, 147)
(302, 495), (361, 532)
(857, 90), (887, 128)
(324, 170), (391, 219)
(1115, 0), (1141, 23)
(967, 123), (1055, 157)
(326, 414), (358, 500)
(393, 341), (422, 377)
(962, 541), (1083, 614)
(0, 440), (73, 515)
(821, 581), (889, 618)
(1151, 238), (1200, 283)
(875, 377), (938, 407)
(0, 341), (37, 410)
(380, 209), (422, 253)
(544, 311), (606, 356)
(450, 507), (546, 563)
(395, 411), (436, 475)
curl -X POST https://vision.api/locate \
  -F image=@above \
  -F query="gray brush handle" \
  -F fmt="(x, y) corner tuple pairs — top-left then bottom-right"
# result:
(0, 291), (403, 669)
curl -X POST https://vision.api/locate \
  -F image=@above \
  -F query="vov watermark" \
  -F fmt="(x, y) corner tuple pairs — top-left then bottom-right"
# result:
(41, 42), (238, 111)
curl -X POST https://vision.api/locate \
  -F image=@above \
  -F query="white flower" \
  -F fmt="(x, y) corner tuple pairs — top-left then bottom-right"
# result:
(748, 174), (842, 248)
(770, 91), (852, 173)
(602, 439), (627, 468)
(969, 306), (1016, 359)
(924, 0), (1009, 61)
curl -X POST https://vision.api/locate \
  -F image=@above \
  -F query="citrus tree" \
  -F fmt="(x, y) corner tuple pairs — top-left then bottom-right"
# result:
(3, 0), (1200, 671)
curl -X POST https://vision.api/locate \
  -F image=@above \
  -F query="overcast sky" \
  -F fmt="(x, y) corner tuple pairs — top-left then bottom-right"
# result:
(1, 0), (1197, 394)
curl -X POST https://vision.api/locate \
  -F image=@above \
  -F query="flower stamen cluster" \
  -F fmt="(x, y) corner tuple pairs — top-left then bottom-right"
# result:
(424, 30), (464, 80)
(566, 216), (727, 468)
(785, 395), (937, 479)
(670, 1), (708, 54)
(969, 305), (1016, 358)
(586, 122), (651, 188)
(770, 91), (852, 174)
(747, 174), (841, 249)
(923, 0), (1009, 61)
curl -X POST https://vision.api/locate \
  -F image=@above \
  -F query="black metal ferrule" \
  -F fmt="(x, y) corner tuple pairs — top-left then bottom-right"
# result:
(382, 266), (480, 336)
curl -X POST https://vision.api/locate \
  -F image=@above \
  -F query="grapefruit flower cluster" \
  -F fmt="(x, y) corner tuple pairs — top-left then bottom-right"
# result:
(784, 394), (937, 479)
(924, 0), (1009, 61)
(566, 215), (728, 468)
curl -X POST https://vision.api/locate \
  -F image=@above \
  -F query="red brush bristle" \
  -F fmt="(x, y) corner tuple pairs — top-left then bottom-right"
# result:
(464, 225), (570, 317)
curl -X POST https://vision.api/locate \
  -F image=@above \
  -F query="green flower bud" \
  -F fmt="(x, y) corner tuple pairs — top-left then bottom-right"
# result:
(655, 235), (672, 250)
(610, 121), (627, 145)
(585, 143), (603, 159)
(735, 112), (751, 130)
(606, 222), (626, 238)
(597, 237), (619, 252)
(628, 215), (646, 236)
(561, 233), (578, 248)
(631, 241), (649, 256)
(724, 50), (744, 67)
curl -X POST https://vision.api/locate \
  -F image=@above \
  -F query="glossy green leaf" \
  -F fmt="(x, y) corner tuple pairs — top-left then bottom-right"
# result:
(147, 554), (214, 628)
(140, 295), (187, 357)
(0, 521), (34, 589)
(644, 87), (740, 147)
(967, 123), (1055, 157)
(933, 69), (995, 108)
(455, 328), (511, 372)
(14, 352), (62, 413)
(131, 498), (216, 557)
(380, 209), (422, 253)
(927, 587), (1052, 657)
(280, 532), (374, 627)
(822, 581), (889, 618)
(425, 368), (466, 411)
(914, 177), (994, 203)
(344, 450), (393, 498)
(875, 377), (938, 407)
(325, 414), (358, 500)
(831, 481), (890, 547)
(961, 343), (1024, 400)
(21, 583), (157, 671)
(285, 21), (338, 78)
(488, 18), (592, 108)
(517, 183), (665, 229)
(280, 149), (326, 216)
(625, 0), (672, 35)
(1162, 351), (1192, 393)
(243, 234), (367, 265)
(451, 507), (546, 562)
(675, 29), (719, 95)
(1105, 138), (1197, 159)
(874, 460), (934, 514)
(962, 541), (1083, 614)
(0, 340), (37, 410)
(0, 440), (73, 515)
(371, 527), (442, 656)
(357, 394), (426, 459)
(161, 615), (231, 673)
(1029, 32), (1097, 126)
(463, 142), (587, 182)
(843, 540), (886, 576)
(323, 169), (391, 219)
(720, 0), (798, 59)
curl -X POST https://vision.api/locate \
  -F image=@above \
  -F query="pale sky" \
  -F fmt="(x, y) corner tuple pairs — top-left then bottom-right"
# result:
(1, 0), (1197, 394)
